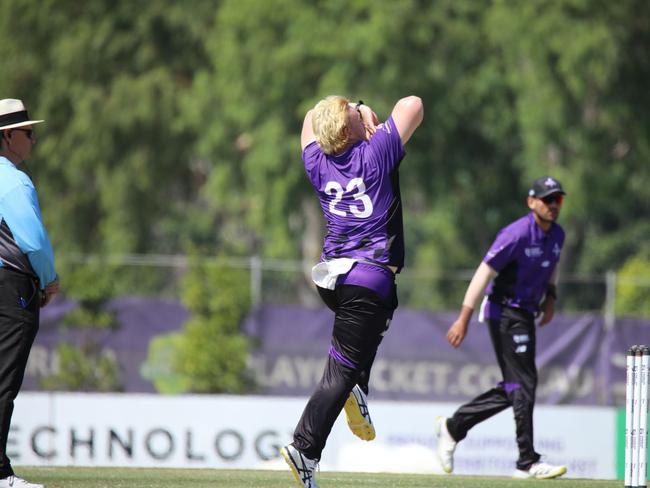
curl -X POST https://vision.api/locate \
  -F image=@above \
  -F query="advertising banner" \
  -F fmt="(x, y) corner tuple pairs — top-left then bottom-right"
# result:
(11, 393), (616, 479)
(244, 305), (607, 404)
(25, 299), (649, 407)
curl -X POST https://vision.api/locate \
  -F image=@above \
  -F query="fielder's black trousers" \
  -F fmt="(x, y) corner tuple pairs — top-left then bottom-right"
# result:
(446, 305), (541, 471)
(0, 268), (40, 478)
(293, 284), (397, 460)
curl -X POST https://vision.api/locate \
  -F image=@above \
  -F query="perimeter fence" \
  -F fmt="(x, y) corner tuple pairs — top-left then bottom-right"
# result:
(59, 253), (650, 324)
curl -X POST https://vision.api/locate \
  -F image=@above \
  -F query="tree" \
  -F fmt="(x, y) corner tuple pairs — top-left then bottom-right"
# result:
(173, 255), (253, 393)
(0, 0), (648, 328)
(485, 0), (650, 274)
(616, 255), (650, 317)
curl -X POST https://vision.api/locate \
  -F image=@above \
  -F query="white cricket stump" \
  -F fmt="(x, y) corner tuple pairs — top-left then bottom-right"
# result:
(626, 345), (650, 488)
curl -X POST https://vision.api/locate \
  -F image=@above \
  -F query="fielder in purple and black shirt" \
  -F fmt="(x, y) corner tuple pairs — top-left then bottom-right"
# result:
(281, 95), (423, 488)
(435, 176), (569, 480)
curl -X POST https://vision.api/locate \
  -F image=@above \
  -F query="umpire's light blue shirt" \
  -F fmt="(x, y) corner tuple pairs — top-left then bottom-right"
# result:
(0, 156), (56, 289)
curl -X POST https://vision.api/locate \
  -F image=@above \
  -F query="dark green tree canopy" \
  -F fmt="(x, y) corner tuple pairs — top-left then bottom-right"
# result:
(0, 0), (647, 302)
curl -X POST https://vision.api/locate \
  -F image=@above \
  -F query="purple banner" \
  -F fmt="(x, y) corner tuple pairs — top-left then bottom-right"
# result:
(598, 318), (650, 406)
(24, 299), (650, 406)
(244, 306), (608, 405)
(25, 297), (188, 392)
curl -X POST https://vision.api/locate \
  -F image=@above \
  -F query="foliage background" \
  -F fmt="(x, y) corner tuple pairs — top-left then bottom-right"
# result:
(1, 0), (648, 389)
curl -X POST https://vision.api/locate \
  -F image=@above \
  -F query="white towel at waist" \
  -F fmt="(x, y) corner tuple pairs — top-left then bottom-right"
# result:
(311, 258), (358, 290)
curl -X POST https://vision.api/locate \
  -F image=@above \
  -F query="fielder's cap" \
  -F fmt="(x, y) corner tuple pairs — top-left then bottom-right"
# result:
(0, 99), (44, 131)
(528, 176), (566, 198)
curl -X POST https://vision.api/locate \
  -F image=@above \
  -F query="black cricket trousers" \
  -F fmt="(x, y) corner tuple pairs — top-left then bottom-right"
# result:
(293, 284), (397, 460)
(0, 268), (40, 478)
(446, 305), (541, 471)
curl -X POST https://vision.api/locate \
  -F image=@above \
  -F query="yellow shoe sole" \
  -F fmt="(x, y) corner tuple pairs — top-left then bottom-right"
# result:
(280, 447), (307, 488)
(512, 465), (568, 480)
(536, 466), (567, 479)
(344, 391), (376, 441)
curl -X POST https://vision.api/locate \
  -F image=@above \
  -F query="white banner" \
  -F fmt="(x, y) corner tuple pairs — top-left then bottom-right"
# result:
(10, 393), (615, 479)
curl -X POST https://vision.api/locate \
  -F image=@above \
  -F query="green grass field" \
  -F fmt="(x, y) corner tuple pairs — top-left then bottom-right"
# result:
(19, 467), (624, 487)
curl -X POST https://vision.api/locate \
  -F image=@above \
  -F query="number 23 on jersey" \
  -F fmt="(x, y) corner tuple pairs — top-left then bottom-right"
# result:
(324, 178), (373, 218)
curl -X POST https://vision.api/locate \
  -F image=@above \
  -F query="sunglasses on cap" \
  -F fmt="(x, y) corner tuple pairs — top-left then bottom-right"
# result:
(541, 194), (564, 205)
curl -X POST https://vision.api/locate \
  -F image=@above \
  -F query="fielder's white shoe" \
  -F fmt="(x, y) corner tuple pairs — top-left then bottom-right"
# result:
(280, 444), (320, 488)
(0, 476), (44, 488)
(512, 461), (568, 479)
(434, 416), (457, 474)
(344, 384), (376, 441)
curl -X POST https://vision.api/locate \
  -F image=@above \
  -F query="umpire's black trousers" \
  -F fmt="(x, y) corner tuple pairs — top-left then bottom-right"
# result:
(446, 305), (541, 471)
(0, 268), (40, 478)
(293, 284), (397, 460)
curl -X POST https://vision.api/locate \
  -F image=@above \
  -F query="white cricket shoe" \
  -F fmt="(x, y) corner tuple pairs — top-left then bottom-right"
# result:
(0, 476), (44, 488)
(280, 444), (320, 488)
(512, 461), (568, 479)
(344, 384), (376, 441)
(434, 416), (457, 474)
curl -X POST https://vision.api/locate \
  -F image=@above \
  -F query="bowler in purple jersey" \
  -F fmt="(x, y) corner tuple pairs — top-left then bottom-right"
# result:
(435, 176), (568, 480)
(281, 95), (423, 488)
(303, 113), (406, 269)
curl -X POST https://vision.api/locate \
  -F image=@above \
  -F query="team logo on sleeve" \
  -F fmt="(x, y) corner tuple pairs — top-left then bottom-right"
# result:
(487, 245), (505, 258)
(552, 243), (561, 257)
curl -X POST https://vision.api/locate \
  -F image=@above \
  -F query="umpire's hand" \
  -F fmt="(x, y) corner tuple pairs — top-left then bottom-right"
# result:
(41, 277), (60, 307)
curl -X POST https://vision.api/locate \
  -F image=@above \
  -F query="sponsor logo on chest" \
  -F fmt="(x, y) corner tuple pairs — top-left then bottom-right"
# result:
(524, 247), (544, 258)
(524, 243), (561, 260)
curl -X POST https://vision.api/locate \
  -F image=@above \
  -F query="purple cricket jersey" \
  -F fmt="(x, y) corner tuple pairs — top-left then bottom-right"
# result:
(483, 212), (565, 318)
(303, 116), (406, 272)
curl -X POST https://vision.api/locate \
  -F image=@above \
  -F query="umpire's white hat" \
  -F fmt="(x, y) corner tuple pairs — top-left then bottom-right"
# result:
(0, 99), (44, 130)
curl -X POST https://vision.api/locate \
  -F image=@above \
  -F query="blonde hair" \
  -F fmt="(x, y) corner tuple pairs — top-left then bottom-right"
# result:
(311, 95), (351, 155)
